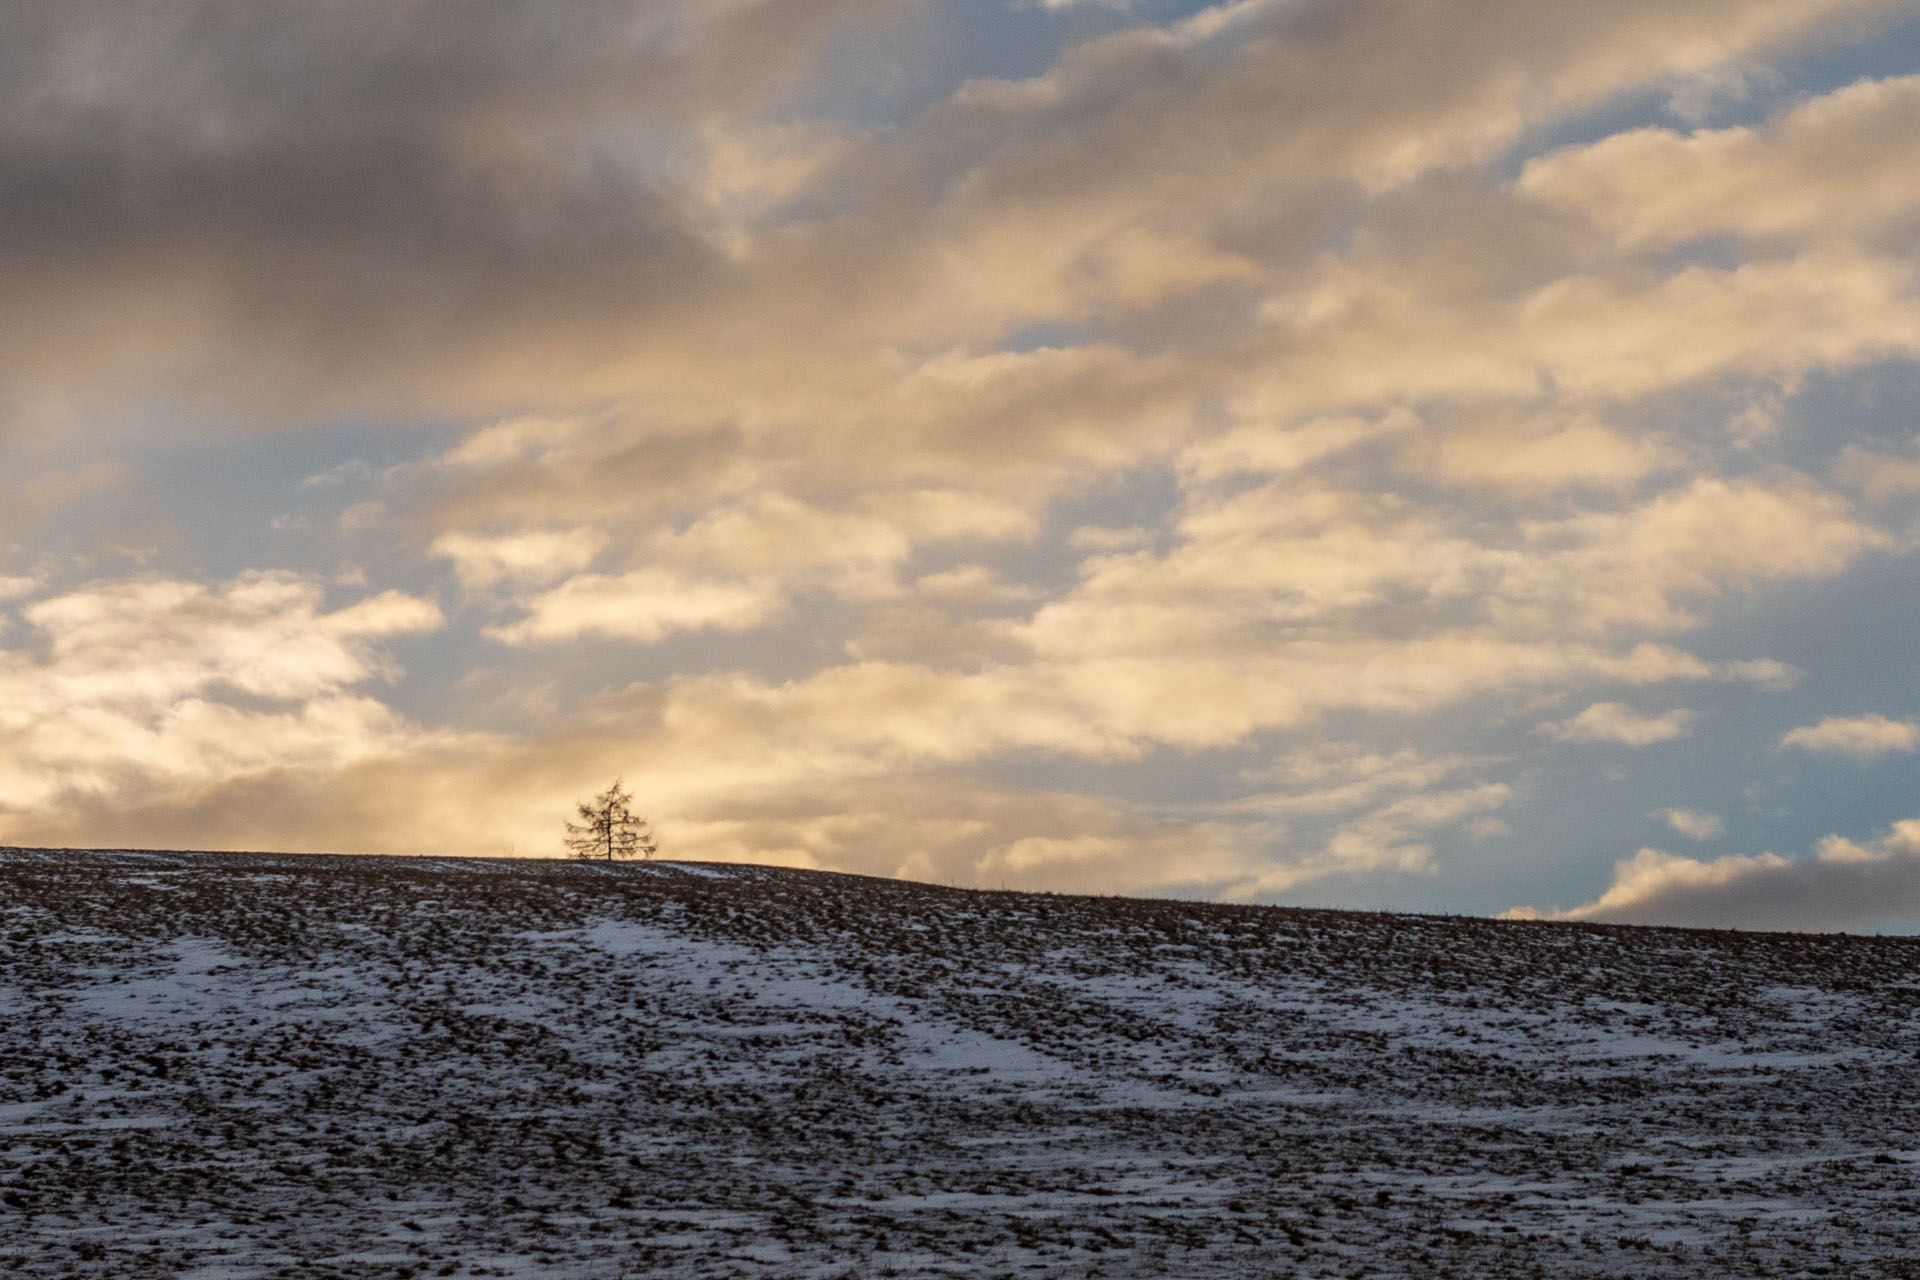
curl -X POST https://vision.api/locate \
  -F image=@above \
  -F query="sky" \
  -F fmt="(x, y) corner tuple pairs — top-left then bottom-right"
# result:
(5, 0), (1920, 931)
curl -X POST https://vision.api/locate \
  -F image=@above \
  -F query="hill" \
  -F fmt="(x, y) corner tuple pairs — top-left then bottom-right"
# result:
(2, 847), (1918, 1277)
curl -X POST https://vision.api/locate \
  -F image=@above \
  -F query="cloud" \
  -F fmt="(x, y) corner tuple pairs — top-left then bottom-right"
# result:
(1250, 244), (1920, 429)
(1779, 713), (1920, 761)
(324, 590), (446, 638)
(485, 570), (786, 645)
(1179, 412), (1416, 486)
(1539, 702), (1696, 746)
(909, 565), (1034, 604)
(0, 0), (901, 422)
(0, 460), (129, 530)
(1663, 57), (1785, 125)
(1495, 477), (1885, 634)
(989, 471), (1851, 766)
(624, 632), (1728, 789)
(1656, 807), (1725, 840)
(1236, 746), (1491, 817)
(0, 572), (452, 815)
(433, 528), (606, 590)
(1290, 783), (1513, 891)
(1521, 73), (1920, 249)
(1835, 439), (1920, 503)
(475, 486), (1036, 643)
(1, 0), (1903, 437)
(1513, 820), (1920, 931)
(1401, 414), (1671, 492)
(657, 490), (1036, 594)
(19, 574), (441, 702)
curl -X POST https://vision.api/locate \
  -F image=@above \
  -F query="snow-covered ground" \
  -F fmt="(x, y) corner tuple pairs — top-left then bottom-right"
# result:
(2, 848), (1918, 1277)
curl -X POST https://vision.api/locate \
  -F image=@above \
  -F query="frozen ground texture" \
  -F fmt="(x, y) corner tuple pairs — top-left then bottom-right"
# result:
(2, 850), (1919, 1278)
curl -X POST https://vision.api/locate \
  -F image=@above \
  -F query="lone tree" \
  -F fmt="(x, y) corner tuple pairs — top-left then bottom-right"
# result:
(564, 778), (659, 861)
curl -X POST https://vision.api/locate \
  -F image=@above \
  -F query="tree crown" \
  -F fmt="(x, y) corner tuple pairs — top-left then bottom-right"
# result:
(563, 777), (658, 860)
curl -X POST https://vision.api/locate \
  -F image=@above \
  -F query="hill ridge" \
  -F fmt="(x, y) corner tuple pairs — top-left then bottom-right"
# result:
(6, 843), (1895, 940)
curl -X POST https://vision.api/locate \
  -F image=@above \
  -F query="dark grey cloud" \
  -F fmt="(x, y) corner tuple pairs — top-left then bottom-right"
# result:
(0, 0), (896, 422)
(2, 1), (884, 139)
(1, 0), (1900, 430)
(1531, 825), (1920, 932)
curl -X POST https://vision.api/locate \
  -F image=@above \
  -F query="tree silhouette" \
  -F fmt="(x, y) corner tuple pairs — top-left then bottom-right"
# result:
(564, 778), (658, 860)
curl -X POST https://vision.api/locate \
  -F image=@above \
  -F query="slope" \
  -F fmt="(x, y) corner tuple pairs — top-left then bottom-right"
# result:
(2, 848), (1918, 1277)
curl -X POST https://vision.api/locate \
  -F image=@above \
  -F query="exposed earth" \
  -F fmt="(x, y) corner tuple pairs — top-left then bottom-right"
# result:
(3, 847), (1918, 1277)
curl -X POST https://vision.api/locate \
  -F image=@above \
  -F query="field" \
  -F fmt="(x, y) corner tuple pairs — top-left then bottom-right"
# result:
(2, 847), (1918, 1277)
